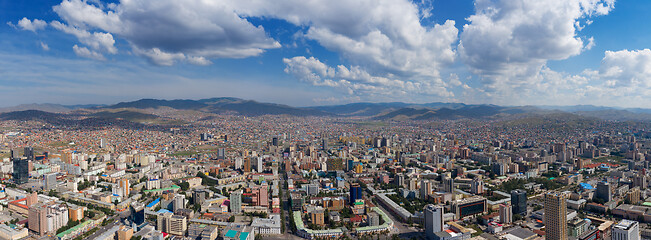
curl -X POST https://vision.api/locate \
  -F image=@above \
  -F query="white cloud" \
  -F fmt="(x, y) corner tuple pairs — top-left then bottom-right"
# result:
(465, 49), (651, 107)
(51, 21), (117, 54)
(459, 0), (614, 90)
(232, 0), (458, 79)
(40, 42), (50, 51)
(187, 56), (212, 66)
(131, 47), (185, 66)
(13, 18), (47, 32)
(51, 0), (280, 64)
(72, 45), (105, 60)
(595, 49), (651, 90)
(283, 56), (454, 99)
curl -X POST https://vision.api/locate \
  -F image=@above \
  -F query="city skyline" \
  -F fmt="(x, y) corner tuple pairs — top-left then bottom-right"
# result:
(2, 0), (650, 108)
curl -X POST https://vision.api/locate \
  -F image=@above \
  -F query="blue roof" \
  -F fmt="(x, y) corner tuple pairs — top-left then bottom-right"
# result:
(156, 209), (172, 214)
(146, 198), (161, 208)
(239, 232), (249, 240)
(579, 183), (594, 190)
(225, 230), (238, 238)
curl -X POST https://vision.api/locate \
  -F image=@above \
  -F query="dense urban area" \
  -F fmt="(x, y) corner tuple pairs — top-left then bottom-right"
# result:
(0, 104), (650, 240)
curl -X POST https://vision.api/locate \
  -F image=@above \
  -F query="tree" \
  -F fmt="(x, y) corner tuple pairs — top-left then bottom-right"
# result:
(179, 182), (190, 191)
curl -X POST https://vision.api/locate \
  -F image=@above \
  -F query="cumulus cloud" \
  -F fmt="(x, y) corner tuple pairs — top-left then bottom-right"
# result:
(51, 20), (117, 54)
(283, 56), (454, 99)
(9, 18), (47, 32)
(73, 45), (105, 60)
(50, 0), (280, 65)
(598, 49), (651, 88)
(459, 0), (615, 89)
(467, 49), (651, 107)
(232, 0), (458, 78)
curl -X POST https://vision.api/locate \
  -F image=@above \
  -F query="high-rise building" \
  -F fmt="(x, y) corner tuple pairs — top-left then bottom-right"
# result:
(26, 192), (38, 207)
(511, 189), (527, 215)
(349, 183), (362, 204)
(256, 157), (263, 173)
(394, 174), (405, 187)
(117, 226), (134, 240)
(12, 157), (29, 184)
(420, 180), (432, 199)
(322, 139), (328, 150)
(68, 205), (85, 222)
(368, 212), (380, 226)
(24, 147), (34, 161)
(193, 190), (208, 205)
(61, 151), (73, 164)
(28, 204), (48, 236)
(627, 187), (641, 204)
(544, 192), (568, 240)
(613, 220), (640, 240)
(119, 178), (130, 197)
(10, 149), (20, 159)
(44, 173), (57, 190)
(244, 158), (251, 172)
(157, 212), (173, 233)
(169, 215), (187, 236)
(172, 194), (185, 212)
(230, 191), (242, 214)
(217, 148), (226, 160)
(443, 176), (455, 193)
(471, 177), (484, 195)
(130, 202), (145, 225)
(596, 182), (612, 202)
(499, 203), (512, 224)
(272, 137), (279, 146)
(633, 175), (647, 189)
(424, 205), (444, 239)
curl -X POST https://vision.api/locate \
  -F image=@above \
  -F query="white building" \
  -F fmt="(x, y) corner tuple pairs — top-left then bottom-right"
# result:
(613, 220), (640, 240)
(251, 214), (282, 235)
(424, 204), (444, 239)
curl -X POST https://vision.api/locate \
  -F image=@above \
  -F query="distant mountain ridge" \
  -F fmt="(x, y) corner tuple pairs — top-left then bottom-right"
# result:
(104, 98), (332, 117)
(0, 98), (650, 122)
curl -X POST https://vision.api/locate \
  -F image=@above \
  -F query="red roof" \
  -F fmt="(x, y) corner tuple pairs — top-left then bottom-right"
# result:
(9, 198), (28, 209)
(350, 215), (363, 222)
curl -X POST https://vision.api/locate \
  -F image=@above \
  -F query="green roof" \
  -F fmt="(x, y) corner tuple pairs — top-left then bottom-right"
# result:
(354, 201), (364, 205)
(143, 185), (181, 193)
(239, 232), (250, 240)
(643, 202), (651, 206)
(225, 230), (238, 238)
(56, 220), (93, 238)
(355, 207), (393, 232)
(293, 211), (343, 235)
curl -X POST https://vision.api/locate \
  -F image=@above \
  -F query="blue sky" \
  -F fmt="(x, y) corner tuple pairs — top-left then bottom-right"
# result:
(1, 0), (650, 108)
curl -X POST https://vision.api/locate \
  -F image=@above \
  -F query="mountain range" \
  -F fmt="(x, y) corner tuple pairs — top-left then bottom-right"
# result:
(0, 97), (650, 122)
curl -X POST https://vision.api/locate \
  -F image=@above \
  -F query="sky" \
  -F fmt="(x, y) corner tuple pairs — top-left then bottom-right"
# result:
(1, 0), (650, 108)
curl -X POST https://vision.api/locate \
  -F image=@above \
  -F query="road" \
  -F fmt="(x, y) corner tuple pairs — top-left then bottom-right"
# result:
(83, 220), (118, 240)
(372, 195), (423, 239)
(83, 207), (132, 239)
